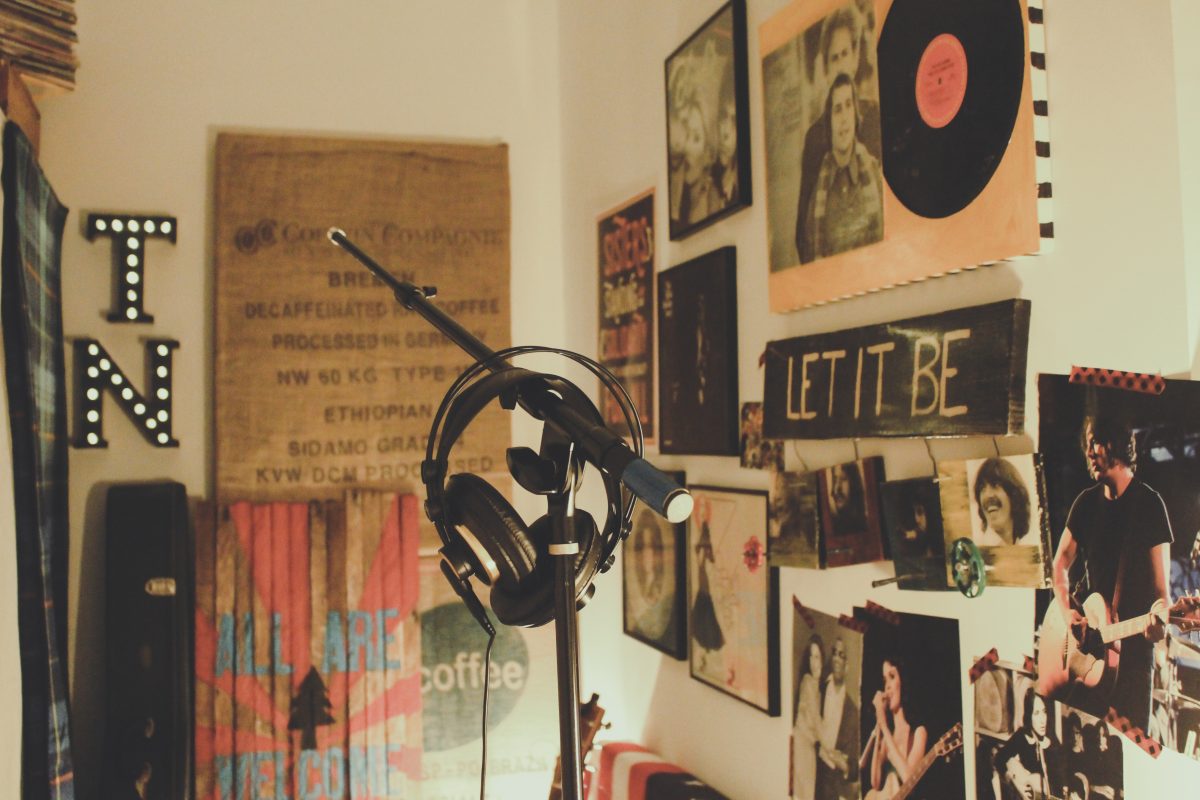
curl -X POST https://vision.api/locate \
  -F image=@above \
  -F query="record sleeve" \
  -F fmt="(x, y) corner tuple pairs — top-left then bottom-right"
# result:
(760, 0), (1053, 311)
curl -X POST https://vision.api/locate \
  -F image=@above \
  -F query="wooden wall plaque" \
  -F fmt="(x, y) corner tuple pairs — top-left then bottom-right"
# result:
(214, 133), (511, 547)
(762, 299), (1030, 439)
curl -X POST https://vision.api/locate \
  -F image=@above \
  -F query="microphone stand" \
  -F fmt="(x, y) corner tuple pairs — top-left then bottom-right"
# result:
(327, 229), (668, 800)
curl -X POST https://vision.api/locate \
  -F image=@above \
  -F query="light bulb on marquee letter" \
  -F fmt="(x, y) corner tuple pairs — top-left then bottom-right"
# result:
(72, 338), (179, 448)
(85, 212), (177, 324)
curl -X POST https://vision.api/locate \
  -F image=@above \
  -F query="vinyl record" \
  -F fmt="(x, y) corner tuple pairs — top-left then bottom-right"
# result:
(879, 0), (1026, 219)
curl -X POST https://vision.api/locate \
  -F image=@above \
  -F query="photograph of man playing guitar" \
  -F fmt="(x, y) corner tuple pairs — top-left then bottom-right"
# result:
(1040, 415), (1172, 730)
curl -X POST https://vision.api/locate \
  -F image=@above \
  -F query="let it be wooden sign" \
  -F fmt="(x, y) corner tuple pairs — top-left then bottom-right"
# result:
(762, 300), (1030, 439)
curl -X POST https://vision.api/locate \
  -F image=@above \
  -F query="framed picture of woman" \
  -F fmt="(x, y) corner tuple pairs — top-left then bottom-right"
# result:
(664, 0), (752, 240)
(622, 471), (687, 658)
(687, 485), (779, 715)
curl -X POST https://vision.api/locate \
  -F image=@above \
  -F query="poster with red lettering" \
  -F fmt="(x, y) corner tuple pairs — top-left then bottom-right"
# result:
(598, 189), (655, 443)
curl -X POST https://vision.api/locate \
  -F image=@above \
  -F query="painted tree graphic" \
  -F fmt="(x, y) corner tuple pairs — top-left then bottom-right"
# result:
(288, 666), (335, 750)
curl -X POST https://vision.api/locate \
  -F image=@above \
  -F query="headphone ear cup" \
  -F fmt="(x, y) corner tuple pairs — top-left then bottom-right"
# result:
(444, 473), (538, 590)
(491, 510), (601, 628)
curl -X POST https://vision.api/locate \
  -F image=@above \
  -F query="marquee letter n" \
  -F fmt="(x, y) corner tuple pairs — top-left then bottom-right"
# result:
(72, 338), (179, 448)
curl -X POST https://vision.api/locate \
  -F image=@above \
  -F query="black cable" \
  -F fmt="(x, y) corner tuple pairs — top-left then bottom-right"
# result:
(479, 630), (497, 800)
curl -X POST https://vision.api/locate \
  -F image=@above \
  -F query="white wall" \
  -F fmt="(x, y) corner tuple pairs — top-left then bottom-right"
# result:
(37, 1), (563, 797)
(1172, 0), (1200, 377)
(561, 1), (1198, 798)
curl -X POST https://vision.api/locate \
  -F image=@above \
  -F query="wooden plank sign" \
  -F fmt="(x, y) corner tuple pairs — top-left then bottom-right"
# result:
(194, 490), (421, 800)
(762, 300), (1030, 439)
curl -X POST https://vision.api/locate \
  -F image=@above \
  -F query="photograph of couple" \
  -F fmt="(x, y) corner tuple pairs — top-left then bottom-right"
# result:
(791, 605), (862, 800)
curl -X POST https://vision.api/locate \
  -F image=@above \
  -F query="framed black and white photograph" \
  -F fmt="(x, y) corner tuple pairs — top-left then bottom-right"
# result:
(790, 603), (862, 800)
(664, 0), (752, 240)
(657, 247), (739, 455)
(939, 454), (1051, 589)
(623, 471), (687, 659)
(688, 486), (779, 716)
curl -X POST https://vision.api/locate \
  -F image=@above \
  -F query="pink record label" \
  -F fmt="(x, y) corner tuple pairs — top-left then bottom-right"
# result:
(915, 33), (968, 129)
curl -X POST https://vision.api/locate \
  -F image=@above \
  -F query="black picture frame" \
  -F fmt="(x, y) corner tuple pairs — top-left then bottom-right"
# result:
(880, 477), (950, 591)
(657, 246), (739, 455)
(664, 0), (752, 240)
(687, 485), (779, 716)
(622, 470), (687, 659)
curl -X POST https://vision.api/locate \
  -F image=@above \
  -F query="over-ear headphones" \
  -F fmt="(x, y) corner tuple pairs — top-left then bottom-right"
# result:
(423, 349), (640, 631)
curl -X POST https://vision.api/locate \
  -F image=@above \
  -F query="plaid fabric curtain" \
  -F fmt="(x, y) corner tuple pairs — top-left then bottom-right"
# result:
(2, 121), (75, 800)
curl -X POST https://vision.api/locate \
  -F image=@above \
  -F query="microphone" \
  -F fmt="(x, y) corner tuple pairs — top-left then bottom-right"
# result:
(327, 227), (692, 524)
(531, 382), (690, 522)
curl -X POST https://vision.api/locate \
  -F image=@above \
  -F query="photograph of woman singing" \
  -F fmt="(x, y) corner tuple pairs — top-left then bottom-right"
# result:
(860, 611), (965, 799)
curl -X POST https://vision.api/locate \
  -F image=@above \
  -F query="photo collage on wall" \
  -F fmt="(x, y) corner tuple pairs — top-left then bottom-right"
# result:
(608, 0), (1073, 796)
(789, 602), (970, 800)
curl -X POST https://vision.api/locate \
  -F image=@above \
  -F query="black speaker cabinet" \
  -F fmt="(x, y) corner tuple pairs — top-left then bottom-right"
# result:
(105, 481), (194, 800)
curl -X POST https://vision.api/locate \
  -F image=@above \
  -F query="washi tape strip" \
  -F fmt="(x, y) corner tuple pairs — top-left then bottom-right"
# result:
(864, 600), (900, 626)
(1105, 708), (1161, 758)
(969, 649), (1000, 683)
(792, 596), (815, 628)
(1069, 365), (1166, 395)
(838, 614), (869, 633)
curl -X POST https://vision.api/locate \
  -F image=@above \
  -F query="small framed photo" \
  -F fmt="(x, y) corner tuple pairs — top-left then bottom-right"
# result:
(818, 456), (885, 567)
(687, 486), (779, 716)
(657, 247), (739, 455)
(880, 478), (949, 591)
(623, 471), (687, 659)
(938, 453), (1050, 589)
(740, 401), (783, 471)
(768, 470), (821, 569)
(664, 0), (752, 240)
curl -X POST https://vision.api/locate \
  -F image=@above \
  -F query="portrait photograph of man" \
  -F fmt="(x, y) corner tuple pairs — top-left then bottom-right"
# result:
(966, 455), (1042, 549)
(818, 457), (884, 568)
(762, 0), (883, 273)
(937, 454), (1050, 589)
